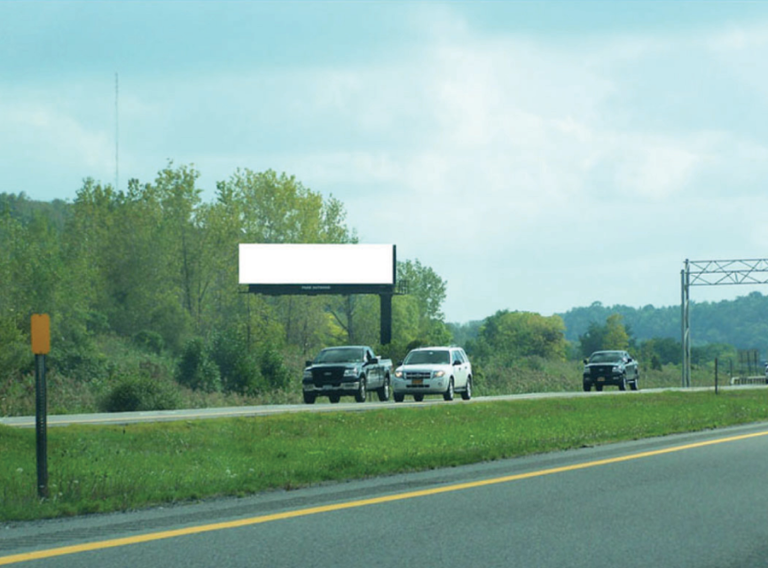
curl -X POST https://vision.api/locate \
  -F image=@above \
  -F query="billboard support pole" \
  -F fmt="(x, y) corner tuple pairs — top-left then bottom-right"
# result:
(380, 293), (393, 346)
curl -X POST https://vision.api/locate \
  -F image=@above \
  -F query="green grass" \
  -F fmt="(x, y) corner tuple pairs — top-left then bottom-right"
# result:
(2, 389), (768, 522)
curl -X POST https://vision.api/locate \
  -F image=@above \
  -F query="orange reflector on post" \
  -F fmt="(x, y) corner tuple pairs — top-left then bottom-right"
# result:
(31, 314), (50, 355)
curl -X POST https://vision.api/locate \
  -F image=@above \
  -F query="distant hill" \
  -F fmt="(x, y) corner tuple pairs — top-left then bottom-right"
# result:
(558, 292), (768, 350)
(449, 292), (768, 352)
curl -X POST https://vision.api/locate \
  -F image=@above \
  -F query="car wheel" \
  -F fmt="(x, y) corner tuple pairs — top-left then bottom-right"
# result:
(630, 374), (640, 391)
(377, 375), (390, 402)
(461, 376), (472, 400)
(329, 394), (341, 403)
(443, 378), (455, 401)
(393, 392), (405, 403)
(414, 394), (424, 402)
(618, 374), (627, 391)
(355, 377), (367, 403)
(303, 392), (316, 404)
(595, 384), (603, 392)
(583, 382), (591, 392)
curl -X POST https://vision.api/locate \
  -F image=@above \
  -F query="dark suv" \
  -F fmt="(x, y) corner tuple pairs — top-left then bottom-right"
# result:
(583, 350), (639, 392)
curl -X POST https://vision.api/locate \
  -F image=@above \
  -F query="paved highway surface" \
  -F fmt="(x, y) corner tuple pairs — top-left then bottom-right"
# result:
(2, 422), (768, 567)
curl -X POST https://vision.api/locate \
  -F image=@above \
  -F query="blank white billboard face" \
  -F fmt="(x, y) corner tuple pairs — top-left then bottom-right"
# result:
(239, 244), (394, 285)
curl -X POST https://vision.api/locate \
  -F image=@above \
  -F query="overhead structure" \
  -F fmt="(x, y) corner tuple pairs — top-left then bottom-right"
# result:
(681, 258), (768, 387)
(239, 244), (400, 344)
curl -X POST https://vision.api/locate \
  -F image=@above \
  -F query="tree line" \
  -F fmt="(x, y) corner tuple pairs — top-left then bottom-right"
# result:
(0, 164), (450, 409)
(2, 166), (760, 413)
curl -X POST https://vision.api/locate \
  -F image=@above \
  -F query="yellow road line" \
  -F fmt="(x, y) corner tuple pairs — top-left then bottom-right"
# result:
(2, 429), (767, 566)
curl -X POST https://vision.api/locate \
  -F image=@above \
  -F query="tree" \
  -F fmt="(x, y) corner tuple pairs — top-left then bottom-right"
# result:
(603, 314), (630, 351)
(478, 310), (568, 362)
(579, 314), (631, 356)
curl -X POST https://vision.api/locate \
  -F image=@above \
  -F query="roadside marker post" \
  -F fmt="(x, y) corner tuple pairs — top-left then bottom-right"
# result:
(31, 314), (50, 498)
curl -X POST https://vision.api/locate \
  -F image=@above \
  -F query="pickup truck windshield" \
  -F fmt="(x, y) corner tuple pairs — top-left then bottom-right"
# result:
(316, 347), (365, 364)
(404, 350), (450, 365)
(589, 352), (624, 363)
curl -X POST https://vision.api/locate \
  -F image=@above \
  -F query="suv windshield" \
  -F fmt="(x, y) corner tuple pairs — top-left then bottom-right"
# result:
(404, 350), (450, 365)
(316, 348), (363, 364)
(589, 352), (624, 364)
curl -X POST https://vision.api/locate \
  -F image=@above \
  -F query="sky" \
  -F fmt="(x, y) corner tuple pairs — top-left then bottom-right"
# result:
(2, 1), (768, 323)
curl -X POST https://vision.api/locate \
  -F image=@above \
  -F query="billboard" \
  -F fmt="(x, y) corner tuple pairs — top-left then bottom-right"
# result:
(239, 244), (395, 294)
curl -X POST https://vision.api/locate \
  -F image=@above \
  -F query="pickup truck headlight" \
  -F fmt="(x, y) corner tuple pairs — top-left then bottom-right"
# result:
(344, 369), (358, 378)
(303, 370), (312, 379)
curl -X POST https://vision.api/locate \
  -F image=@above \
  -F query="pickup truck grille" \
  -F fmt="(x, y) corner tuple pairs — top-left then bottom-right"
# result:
(311, 367), (346, 385)
(404, 371), (431, 381)
(588, 365), (615, 378)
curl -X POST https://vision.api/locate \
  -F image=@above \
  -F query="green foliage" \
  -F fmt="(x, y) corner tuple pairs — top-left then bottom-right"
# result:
(561, 293), (768, 351)
(475, 310), (568, 362)
(132, 330), (165, 355)
(0, 316), (31, 383)
(101, 374), (181, 412)
(578, 313), (630, 356)
(0, 165), (452, 408)
(176, 338), (222, 393)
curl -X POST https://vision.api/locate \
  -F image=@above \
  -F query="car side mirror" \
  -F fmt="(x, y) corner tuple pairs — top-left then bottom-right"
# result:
(369, 357), (379, 365)
(453, 360), (461, 366)
(397, 361), (403, 367)
(305, 361), (312, 368)
(583, 359), (588, 365)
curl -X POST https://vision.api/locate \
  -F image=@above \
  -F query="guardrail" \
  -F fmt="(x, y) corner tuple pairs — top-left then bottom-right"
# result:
(730, 376), (768, 386)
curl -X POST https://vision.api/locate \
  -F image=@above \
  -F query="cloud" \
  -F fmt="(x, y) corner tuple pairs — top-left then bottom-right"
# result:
(4, 3), (768, 321)
(0, 98), (114, 187)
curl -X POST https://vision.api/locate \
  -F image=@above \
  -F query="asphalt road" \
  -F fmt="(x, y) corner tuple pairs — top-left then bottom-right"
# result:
(3, 422), (768, 567)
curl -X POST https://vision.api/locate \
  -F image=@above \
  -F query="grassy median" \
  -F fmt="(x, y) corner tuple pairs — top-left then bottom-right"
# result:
(2, 389), (768, 522)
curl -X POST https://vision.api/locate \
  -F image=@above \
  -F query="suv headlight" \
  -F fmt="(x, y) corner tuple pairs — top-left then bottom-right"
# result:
(395, 369), (403, 378)
(433, 370), (446, 378)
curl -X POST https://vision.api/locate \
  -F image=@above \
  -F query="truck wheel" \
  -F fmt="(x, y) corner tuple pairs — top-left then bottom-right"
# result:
(377, 375), (390, 402)
(329, 394), (341, 403)
(414, 394), (424, 402)
(595, 384), (603, 392)
(355, 377), (367, 403)
(618, 374), (627, 391)
(630, 374), (640, 391)
(394, 392), (405, 403)
(443, 378), (454, 401)
(583, 382), (591, 392)
(461, 376), (472, 400)
(303, 392), (316, 404)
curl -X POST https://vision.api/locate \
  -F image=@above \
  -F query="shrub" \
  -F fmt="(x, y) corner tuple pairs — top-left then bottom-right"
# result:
(132, 330), (165, 355)
(176, 338), (221, 393)
(101, 374), (180, 412)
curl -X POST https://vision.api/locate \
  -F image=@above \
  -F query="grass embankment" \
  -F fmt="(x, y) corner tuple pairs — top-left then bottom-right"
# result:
(2, 390), (767, 522)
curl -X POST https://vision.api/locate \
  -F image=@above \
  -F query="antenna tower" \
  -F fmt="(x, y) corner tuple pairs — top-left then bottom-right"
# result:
(115, 72), (119, 191)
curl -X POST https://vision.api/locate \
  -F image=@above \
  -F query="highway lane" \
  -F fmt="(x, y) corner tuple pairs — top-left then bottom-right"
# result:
(3, 422), (768, 567)
(0, 386), (731, 428)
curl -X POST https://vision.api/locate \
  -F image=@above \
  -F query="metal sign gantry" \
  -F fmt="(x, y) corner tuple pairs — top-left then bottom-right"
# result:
(681, 258), (768, 387)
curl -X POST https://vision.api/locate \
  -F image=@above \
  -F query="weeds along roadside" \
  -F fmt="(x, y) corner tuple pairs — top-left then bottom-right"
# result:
(2, 353), (718, 418)
(2, 389), (768, 522)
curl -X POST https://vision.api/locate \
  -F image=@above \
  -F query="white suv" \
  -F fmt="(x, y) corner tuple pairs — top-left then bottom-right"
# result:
(392, 346), (472, 402)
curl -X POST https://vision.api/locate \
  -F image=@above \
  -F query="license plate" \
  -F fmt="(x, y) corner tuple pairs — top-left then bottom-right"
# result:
(323, 384), (333, 390)
(411, 379), (423, 386)
(597, 377), (605, 382)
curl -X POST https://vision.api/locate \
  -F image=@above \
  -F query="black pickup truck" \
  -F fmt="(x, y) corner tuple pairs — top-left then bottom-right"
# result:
(302, 345), (392, 404)
(582, 350), (639, 391)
